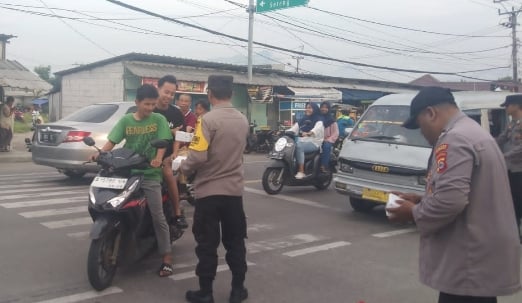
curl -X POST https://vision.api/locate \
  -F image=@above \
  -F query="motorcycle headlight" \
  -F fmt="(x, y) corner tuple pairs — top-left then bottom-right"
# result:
(107, 179), (140, 208)
(274, 138), (287, 152)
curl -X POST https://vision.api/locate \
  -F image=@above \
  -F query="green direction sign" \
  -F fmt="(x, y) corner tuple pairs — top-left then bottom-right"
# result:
(256, 0), (309, 13)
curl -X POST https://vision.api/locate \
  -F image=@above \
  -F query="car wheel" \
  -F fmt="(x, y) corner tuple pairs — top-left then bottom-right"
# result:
(349, 198), (376, 212)
(63, 170), (86, 179)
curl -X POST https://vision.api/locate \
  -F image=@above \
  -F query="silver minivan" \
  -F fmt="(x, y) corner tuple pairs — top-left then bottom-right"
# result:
(333, 91), (511, 212)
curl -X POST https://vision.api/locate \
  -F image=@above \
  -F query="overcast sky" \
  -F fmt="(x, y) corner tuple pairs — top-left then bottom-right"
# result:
(0, 0), (519, 83)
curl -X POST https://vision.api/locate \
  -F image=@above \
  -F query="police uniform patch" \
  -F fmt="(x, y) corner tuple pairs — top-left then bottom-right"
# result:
(435, 144), (449, 174)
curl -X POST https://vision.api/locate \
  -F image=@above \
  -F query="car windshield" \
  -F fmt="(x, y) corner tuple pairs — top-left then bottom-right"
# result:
(62, 104), (119, 123)
(350, 105), (430, 147)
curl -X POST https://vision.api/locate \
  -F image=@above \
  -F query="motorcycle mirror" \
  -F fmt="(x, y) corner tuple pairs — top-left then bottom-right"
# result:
(83, 137), (96, 146)
(150, 139), (169, 149)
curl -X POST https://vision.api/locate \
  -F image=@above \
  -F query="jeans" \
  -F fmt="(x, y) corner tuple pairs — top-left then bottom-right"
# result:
(141, 179), (171, 255)
(320, 141), (333, 167)
(508, 170), (522, 234)
(438, 292), (497, 303)
(295, 141), (319, 165)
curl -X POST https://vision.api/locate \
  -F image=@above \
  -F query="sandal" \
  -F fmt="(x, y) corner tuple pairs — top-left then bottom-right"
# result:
(158, 263), (174, 277)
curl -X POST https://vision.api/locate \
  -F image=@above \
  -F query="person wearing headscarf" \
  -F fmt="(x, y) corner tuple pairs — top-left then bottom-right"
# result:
(319, 101), (339, 172)
(287, 102), (324, 179)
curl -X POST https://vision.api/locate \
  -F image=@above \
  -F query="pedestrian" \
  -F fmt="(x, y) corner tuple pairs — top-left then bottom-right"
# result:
(388, 86), (521, 303)
(180, 75), (249, 303)
(287, 102), (324, 179)
(0, 96), (15, 152)
(496, 94), (522, 243)
(319, 101), (338, 172)
(195, 99), (210, 118)
(91, 84), (175, 277)
(177, 93), (198, 133)
(154, 75), (188, 230)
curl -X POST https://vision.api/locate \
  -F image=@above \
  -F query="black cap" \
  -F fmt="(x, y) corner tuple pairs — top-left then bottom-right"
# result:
(500, 94), (522, 107)
(207, 75), (233, 91)
(402, 87), (456, 129)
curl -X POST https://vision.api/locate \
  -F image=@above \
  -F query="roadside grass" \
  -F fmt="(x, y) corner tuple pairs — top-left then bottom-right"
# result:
(14, 112), (48, 133)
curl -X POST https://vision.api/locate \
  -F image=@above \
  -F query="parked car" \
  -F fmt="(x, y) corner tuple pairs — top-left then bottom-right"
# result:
(31, 102), (137, 178)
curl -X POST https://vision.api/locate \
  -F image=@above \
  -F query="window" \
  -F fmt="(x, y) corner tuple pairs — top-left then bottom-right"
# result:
(350, 105), (430, 147)
(62, 104), (119, 123)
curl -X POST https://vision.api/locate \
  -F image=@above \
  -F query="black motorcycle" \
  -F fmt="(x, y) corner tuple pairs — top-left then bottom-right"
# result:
(83, 137), (183, 291)
(262, 131), (336, 195)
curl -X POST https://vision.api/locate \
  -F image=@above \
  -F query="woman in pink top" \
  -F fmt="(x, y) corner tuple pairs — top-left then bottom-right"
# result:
(319, 101), (339, 172)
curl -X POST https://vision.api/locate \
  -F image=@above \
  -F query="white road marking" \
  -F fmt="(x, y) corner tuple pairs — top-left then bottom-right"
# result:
(41, 217), (92, 229)
(372, 228), (417, 238)
(0, 186), (84, 196)
(244, 179), (261, 184)
(283, 241), (351, 257)
(0, 172), (59, 178)
(247, 234), (323, 254)
(247, 223), (274, 232)
(244, 160), (269, 164)
(0, 197), (85, 208)
(0, 180), (71, 189)
(244, 187), (336, 210)
(32, 287), (122, 303)
(170, 262), (255, 281)
(67, 231), (90, 239)
(0, 190), (85, 201)
(19, 206), (87, 218)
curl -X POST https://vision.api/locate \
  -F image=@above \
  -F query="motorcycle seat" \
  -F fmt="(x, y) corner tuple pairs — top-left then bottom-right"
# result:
(304, 150), (320, 160)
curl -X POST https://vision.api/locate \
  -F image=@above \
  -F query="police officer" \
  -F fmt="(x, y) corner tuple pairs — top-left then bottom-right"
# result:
(388, 87), (521, 303)
(497, 94), (522, 243)
(180, 75), (249, 303)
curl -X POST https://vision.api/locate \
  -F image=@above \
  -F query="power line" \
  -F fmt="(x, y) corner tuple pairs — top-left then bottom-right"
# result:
(308, 6), (508, 38)
(104, 0), (508, 78)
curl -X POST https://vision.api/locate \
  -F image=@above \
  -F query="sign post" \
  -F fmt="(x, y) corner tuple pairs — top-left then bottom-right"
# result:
(256, 0), (309, 13)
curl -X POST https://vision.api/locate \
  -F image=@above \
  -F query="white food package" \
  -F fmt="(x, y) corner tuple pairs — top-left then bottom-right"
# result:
(175, 131), (194, 143)
(385, 193), (401, 218)
(171, 156), (187, 171)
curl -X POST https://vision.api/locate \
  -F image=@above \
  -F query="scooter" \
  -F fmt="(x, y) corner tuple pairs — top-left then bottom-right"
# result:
(31, 110), (43, 131)
(262, 131), (336, 195)
(83, 137), (183, 291)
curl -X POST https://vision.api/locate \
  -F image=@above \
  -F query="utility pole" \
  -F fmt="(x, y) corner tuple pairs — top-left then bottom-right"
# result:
(496, 0), (521, 84)
(247, 0), (254, 83)
(291, 45), (304, 73)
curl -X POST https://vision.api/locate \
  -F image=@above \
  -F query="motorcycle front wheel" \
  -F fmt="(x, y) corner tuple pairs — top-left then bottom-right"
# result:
(314, 171), (333, 190)
(87, 230), (120, 291)
(262, 167), (284, 195)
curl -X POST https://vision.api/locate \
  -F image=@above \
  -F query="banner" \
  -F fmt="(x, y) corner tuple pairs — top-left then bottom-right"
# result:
(141, 78), (207, 94)
(247, 85), (273, 103)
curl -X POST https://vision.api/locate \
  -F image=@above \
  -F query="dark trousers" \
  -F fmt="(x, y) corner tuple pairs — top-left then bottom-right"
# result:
(508, 171), (522, 232)
(438, 292), (497, 303)
(192, 195), (247, 290)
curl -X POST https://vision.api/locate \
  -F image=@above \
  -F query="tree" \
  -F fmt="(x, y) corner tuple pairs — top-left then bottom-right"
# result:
(498, 76), (513, 82)
(34, 65), (60, 90)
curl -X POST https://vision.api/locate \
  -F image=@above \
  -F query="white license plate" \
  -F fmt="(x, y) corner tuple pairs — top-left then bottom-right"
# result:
(91, 177), (128, 189)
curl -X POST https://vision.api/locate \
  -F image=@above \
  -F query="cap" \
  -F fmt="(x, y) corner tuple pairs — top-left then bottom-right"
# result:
(402, 87), (456, 129)
(207, 75), (233, 91)
(500, 94), (522, 107)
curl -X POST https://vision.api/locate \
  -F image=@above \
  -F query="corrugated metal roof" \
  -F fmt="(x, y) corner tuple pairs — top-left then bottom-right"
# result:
(124, 61), (414, 93)
(0, 60), (52, 92)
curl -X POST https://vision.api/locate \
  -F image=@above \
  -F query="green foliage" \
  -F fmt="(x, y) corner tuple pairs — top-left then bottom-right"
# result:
(13, 112), (48, 133)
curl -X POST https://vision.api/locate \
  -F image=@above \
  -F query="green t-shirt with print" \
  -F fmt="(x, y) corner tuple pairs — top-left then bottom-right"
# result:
(107, 112), (172, 181)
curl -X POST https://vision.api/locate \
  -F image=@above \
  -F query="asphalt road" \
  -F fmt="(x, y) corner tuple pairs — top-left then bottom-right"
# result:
(1, 155), (521, 303)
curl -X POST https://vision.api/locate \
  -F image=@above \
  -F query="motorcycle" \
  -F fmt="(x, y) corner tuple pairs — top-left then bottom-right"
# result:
(83, 137), (183, 291)
(262, 130), (336, 195)
(31, 110), (43, 131)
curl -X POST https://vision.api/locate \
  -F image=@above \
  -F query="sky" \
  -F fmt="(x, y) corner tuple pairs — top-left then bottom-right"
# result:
(0, 0), (520, 84)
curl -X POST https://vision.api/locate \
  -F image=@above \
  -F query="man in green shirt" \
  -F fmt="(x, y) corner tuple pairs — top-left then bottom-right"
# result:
(95, 84), (175, 277)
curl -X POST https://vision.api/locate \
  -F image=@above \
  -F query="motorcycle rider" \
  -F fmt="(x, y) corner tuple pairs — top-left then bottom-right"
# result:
(336, 109), (354, 137)
(91, 84), (175, 277)
(288, 102), (324, 179)
(319, 101), (338, 172)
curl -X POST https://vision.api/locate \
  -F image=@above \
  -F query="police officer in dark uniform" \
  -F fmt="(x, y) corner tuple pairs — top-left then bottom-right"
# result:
(497, 94), (522, 242)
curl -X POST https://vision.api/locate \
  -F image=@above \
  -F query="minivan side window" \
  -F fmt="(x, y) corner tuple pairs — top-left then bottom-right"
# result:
(350, 105), (430, 147)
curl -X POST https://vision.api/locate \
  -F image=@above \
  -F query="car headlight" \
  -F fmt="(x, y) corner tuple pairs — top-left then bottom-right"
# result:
(339, 161), (354, 173)
(274, 138), (287, 152)
(107, 179), (140, 207)
(418, 175), (427, 186)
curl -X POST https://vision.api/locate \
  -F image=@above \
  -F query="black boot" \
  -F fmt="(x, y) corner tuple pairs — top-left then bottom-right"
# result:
(185, 290), (214, 303)
(229, 287), (248, 303)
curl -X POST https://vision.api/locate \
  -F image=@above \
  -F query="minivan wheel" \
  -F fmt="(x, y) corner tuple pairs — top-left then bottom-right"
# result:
(63, 170), (86, 179)
(349, 198), (376, 212)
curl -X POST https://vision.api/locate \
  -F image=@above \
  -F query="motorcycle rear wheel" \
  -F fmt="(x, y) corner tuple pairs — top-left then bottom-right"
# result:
(87, 230), (119, 291)
(262, 168), (284, 195)
(314, 172), (333, 190)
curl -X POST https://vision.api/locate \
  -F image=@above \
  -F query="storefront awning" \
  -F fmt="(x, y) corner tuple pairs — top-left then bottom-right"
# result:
(32, 98), (49, 105)
(284, 87), (342, 102)
(335, 88), (388, 106)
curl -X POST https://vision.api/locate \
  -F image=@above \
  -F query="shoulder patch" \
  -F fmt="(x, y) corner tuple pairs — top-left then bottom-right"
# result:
(435, 144), (449, 174)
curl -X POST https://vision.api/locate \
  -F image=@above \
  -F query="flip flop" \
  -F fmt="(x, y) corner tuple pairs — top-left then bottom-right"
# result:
(158, 263), (173, 277)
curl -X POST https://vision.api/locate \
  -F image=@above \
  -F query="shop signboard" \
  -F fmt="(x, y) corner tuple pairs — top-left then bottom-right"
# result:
(141, 78), (207, 94)
(247, 85), (273, 103)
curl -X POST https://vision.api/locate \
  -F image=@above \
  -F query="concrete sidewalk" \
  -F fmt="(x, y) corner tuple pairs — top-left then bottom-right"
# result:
(0, 131), (33, 163)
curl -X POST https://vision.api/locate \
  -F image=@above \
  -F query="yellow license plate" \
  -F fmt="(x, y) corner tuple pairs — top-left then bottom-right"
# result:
(362, 188), (388, 203)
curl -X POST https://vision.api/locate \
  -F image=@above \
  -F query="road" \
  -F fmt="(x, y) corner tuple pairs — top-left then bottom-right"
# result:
(0, 155), (521, 303)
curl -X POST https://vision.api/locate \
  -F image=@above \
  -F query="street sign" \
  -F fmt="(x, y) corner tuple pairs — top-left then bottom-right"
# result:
(256, 0), (309, 13)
